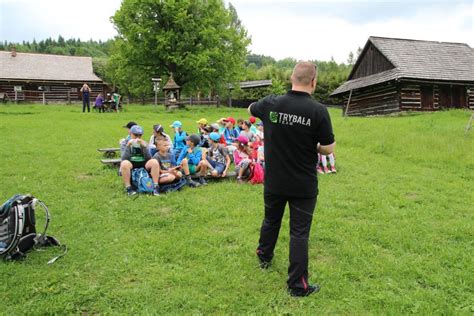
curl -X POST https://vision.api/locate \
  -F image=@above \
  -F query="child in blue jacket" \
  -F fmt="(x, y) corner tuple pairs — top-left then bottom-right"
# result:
(177, 134), (207, 186)
(170, 120), (188, 160)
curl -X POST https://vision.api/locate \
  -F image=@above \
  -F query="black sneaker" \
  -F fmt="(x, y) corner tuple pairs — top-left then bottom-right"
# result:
(198, 177), (208, 185)
(288, 284), (320, 297)
(187, 179), (200, 188)
(153, 187), (160, 196)
(259, 259), (271, 269)
(256, 250), (271, 269)
(126, 187), (137, 196)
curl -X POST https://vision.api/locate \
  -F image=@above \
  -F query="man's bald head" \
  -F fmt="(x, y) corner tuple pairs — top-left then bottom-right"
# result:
(291, 61), (318, 87)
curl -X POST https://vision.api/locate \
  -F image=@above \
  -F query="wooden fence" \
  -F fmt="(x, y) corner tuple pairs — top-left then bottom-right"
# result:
(129, 96), (221, 108)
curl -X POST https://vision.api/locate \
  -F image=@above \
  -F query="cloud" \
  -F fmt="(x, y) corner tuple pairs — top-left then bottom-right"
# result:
(231, 0), (473, 62)
(1, 0), (472, 64)
(0, 0), (121, 42)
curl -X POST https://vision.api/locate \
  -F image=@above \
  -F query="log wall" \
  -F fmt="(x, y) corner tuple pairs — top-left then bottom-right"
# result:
(468, 88), (474, 110)
(343, 83), (399, 116)
(400, 83), (472, 110)
(343, 82), (474, 116)
(399, 84), (422, 110)
(0, 81), (106, 103)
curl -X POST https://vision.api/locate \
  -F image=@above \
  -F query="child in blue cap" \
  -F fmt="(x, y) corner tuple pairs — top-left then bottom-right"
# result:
(170, 120), (188, 160)
(200, 132), (231, 178)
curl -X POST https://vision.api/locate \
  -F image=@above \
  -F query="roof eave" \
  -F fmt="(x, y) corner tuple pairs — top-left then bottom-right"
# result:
(0, 77), (104, 83)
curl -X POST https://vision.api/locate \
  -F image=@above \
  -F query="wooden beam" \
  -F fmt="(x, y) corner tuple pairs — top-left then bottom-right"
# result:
(344, 89), (353, 117)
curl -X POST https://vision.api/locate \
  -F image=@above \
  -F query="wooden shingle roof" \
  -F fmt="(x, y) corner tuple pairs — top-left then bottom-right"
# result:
(162, 74), (180, 90)
(331, 36), (474, 96)
(0, 51), (102, 82)
(228, 80), (273, 90)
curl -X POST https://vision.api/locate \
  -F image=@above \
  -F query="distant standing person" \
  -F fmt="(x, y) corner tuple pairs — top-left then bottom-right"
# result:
(249, 61), (335, 297)
(80, 83), (91, 113)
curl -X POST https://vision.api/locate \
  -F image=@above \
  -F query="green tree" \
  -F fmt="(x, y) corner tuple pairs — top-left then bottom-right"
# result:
(246, 54), (276, 67)
(355, 46), (362, 59)
(105, 39), (153, 100)
(110, 0), (251, 97)
(347, 51), (355, 65)
(58, 35), (65, 47)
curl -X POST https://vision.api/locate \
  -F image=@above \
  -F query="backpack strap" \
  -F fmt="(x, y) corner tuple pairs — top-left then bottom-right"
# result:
(0, 194), (23, 217)
(33, 198), (50, 244)
(31, 198), (67, 264)
(218, 144), (227, 157)
(0, 200), (25, 258)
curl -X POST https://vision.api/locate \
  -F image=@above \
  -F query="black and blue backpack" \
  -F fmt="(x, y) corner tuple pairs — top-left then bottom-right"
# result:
(0, 194), (66, 263)
(131, 168), (154, 193)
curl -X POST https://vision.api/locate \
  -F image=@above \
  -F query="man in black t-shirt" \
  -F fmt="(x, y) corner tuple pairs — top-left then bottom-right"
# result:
(249, 61), (335, 297)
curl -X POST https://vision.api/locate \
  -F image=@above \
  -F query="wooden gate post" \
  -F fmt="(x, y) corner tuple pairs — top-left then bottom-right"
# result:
(465, 113), (474, 135)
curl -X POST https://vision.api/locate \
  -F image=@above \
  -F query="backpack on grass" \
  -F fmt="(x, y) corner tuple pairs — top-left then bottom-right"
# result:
(249, 162), (264, 184)
(0, 194), (66, 263)
(131, 168), (154, 193)
(159, 178), (187, 193)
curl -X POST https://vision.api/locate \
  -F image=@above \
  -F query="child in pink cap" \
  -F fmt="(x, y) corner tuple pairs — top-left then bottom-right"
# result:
(233, 135), (253, 183)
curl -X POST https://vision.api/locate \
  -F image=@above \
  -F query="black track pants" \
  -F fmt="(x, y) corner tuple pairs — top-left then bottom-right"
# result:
(82, 97), (90, 112)
(257, 190), (317, 290)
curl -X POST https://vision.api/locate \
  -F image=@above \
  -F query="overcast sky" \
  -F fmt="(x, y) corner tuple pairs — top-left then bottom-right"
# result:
(0, 0), (472, 63)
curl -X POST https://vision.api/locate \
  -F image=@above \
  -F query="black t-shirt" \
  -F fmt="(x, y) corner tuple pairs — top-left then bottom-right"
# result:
(250, 90), (335, 198)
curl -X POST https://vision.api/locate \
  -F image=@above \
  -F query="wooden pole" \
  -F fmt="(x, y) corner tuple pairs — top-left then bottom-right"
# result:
(465, 113), (474, 135)
(344, 89), (353, 117)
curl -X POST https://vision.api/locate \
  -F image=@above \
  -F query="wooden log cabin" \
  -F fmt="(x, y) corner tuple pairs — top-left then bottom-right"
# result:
(0, 48), (106, 103)
(330, 37), (474, 116)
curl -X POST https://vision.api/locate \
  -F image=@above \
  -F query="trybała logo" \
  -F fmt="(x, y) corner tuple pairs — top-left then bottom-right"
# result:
(269, 111), (311, 127)
(269, 111), (279, 123)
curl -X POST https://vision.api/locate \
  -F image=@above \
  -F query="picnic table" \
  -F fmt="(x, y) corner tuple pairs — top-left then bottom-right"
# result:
(98, 100), (119, 113)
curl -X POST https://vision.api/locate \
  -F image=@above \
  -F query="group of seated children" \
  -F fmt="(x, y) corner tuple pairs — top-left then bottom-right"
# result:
(119, 117), (265, 196)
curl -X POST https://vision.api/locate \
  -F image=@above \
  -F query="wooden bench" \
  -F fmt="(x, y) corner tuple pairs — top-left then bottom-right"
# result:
(98, 148), (120, 158)
(166, 105), (180, 111)
(191, 170), (237, 180)
(101, 158), (121, 167)
(101, 158), (237, 180)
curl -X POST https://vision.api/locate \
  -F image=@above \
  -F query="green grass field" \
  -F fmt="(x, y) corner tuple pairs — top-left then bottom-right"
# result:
(0, 104), (472, 314)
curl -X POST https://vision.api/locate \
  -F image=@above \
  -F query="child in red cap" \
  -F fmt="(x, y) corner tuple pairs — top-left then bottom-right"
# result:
(223, 117), (239, 154)
(249, 116), (258, 135)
